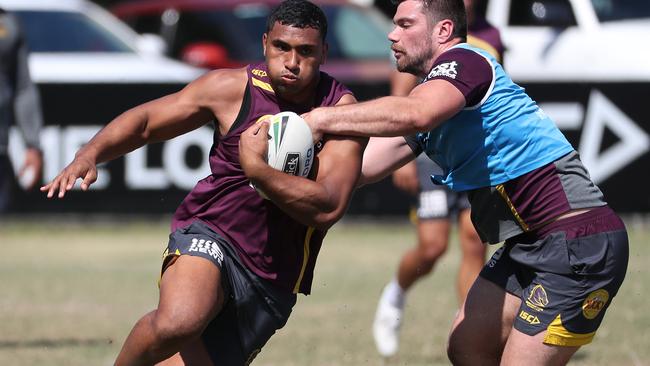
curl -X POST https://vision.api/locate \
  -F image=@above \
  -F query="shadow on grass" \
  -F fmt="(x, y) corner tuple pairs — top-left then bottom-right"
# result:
(0, 338), (113, 349)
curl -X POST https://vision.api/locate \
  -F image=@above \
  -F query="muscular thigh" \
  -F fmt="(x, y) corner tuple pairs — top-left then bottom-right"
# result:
(449, 276), (520, 360)
(164, 222), (297, 366)
(159, 255), (226, 334)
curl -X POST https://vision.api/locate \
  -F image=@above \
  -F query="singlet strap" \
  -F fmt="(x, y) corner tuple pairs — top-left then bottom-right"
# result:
(226, 81), (252, 134)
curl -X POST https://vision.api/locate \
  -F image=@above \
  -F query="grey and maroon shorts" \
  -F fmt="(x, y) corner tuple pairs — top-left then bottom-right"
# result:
(480, 206), (628, 346)
(163, 221), (296, 365)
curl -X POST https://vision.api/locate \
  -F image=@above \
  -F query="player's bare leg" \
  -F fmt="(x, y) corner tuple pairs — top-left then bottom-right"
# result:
(455, 209), (485, 303)
(155, 337), (213, 366)
(500, 328), (579, 366)
(397, 219), (451, 289)
(115, 255), (226, 366)
(447, 277), (519, 365)
(373, 219), (450, 356)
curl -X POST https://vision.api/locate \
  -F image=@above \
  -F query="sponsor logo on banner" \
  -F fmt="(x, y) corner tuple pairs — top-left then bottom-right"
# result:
(188, 238), (224, 265)
(526, 284), (549, 312)
(582, 289), (609, 320)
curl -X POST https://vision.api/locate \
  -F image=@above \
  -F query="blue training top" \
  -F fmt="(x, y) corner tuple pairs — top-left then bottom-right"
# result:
(416, 43), (574, 191)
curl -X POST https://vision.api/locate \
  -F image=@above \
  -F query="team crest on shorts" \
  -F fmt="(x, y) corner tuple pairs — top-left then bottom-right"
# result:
(582, 289), (609, 319)
(525, 284), (549, 312)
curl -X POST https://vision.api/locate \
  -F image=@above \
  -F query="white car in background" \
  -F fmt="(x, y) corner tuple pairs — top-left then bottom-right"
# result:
(4, 0), (209, 214)
(0, 0), (203, 83)
(485, 0), (650, 213)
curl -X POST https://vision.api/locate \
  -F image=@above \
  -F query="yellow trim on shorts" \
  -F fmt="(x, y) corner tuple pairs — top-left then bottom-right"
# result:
(544, 314), (596, 347)
(293, 227), (315, 293)
(252, 77), (274, 93)
(495, 184), (530, 232)
(158, 249), (182, 287)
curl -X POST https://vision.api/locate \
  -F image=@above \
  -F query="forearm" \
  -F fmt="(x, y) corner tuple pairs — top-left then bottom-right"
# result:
(358, 136), (417, 186)
(307, 80), (466, 140)
(310, 96), (425, 137)
(248, 164), (344, 230)
(75, 108), (151, 164)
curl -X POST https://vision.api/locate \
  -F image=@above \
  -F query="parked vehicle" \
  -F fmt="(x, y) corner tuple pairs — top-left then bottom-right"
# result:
(111, 0), (394, 99)
(4, 0), (206, 214)
(484, 0), (650, 212)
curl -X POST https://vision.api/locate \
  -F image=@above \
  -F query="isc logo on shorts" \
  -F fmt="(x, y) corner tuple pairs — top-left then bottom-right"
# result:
(519, 310), (541, 325)
(189, 238), (224, 265)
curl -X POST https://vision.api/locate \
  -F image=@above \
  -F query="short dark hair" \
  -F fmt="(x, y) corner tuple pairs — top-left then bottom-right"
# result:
(266, 0), (328, 42)
(392, 0), (467, 41)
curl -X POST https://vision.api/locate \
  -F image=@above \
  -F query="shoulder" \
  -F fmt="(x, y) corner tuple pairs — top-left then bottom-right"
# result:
(437, 47), (491, 68)
(183, 67), (248, 102)
(196, 67), (248, 90)
(316, 71), (355, 107)
(426, 47), (492, 82)
(426, 47), (494, 107)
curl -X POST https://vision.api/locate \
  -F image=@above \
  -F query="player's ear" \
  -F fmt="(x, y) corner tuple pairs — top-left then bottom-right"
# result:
(435, 19), (454, 43)
(262, 33), (268, 57)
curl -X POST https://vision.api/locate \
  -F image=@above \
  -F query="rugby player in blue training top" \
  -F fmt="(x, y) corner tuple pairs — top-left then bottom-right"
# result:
(303, 0), (628, 365)
(41, 1), (366, 365)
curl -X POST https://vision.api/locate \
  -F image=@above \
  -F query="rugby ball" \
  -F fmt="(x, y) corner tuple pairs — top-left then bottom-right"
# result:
(254, 111), (314, 198)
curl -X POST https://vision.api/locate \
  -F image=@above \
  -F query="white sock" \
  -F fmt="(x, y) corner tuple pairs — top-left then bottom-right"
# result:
(383, 278), (406, 309)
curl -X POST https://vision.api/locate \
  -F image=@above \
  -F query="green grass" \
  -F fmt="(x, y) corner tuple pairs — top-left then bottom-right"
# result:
(0, 216), (648, 365)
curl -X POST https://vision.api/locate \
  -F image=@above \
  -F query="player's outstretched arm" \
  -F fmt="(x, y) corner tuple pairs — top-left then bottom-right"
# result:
(303, 79), (465, 140)
(41, 68), (246, 198)
(240, 94), (366, 230)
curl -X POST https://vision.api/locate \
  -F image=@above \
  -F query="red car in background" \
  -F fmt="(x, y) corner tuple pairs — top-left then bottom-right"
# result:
(112, 0), (395, 100)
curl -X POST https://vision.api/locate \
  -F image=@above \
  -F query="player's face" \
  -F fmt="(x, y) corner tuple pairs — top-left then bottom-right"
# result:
(263, 22), (327, 102)
(388, 0), (435, 77)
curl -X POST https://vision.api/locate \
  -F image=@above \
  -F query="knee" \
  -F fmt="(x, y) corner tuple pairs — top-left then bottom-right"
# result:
(151, 308), (206, 346)
(447, 327), (500, 366)
(418, 238), (447, 264)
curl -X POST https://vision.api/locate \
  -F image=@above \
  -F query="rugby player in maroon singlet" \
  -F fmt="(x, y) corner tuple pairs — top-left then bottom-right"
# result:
(41, 1), (366, 365)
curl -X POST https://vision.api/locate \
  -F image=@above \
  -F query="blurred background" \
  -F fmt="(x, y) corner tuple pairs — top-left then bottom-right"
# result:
(0, 0), (649, 365)
(3, 0), (649, 216)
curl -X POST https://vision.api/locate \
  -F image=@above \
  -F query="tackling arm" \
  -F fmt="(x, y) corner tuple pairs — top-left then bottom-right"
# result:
(304, 79), (466, 139)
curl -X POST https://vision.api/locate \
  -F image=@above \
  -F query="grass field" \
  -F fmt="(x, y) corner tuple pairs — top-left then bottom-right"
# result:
(0, 215), (648, 366)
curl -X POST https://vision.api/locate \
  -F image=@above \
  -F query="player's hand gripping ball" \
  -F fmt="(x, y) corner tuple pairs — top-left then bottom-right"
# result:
(254, 111), (314, 199)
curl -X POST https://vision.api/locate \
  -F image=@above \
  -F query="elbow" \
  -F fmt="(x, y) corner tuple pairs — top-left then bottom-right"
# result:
(411, 114), (432, 133)
(123, 107), (152, 142)
(312, 207), (346, 231)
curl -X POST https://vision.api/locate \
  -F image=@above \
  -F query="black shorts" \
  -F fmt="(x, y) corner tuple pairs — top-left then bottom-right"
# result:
(480, 206), (628, 346)
(413, 154), (470, 220)
(163, 221), (297, 365)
